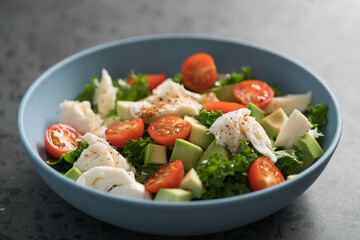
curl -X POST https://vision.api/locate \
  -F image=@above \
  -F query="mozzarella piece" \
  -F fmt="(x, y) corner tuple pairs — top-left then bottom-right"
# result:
(265, 92), (312, 115)
(93, 69), (118, 118)
(130, 79), (202, 123)
(76, 166), (135, 192)
(59, 100), (103, 135)
(74, 143), (115, 172)
(274, 109), (312, 149)
(108, 182), (152, 200)
(209, 108), (277, 163)
(81, 133), (130, 170)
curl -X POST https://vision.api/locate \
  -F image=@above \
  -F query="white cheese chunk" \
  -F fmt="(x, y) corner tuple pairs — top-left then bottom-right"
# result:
(274, 109), (312, 149)
(81, 133), (130, 170)
(108, 182), (152, 200)
(209, 108), (277, 163)
(93, 69), (118, 118)
(74, 143), (115, 172)
(59, 100), (103, 135)
(265, 92), (312, 115)
(130, 79), (202, 123)
(76, 166), (135, 192)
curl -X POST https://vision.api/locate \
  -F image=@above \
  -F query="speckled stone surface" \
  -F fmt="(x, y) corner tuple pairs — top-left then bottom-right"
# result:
(1, 0), (359, 239)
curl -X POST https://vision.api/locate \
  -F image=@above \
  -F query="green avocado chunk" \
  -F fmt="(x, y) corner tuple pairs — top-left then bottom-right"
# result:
(170, 139), (204, 171)
(144, 143), (168, 166)
(296, 133), (324, 172)
(247, 102), (265, 123)
(64, 166), (82, 181)
(154, 188), (192, 202)
(116, 101), (134, 120)
(179, 168), (205, 198)
(184, 116), (215, 149)
(196, 140), (231, 168)
(213, 83), (238, 102)
(261, 108), (288, 137)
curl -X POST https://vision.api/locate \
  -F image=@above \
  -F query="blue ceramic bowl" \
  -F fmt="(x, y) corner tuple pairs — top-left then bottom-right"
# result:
(18, 34), (342, 236)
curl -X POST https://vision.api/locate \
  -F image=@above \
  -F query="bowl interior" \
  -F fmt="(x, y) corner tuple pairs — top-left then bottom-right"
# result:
(18, 35), (341, 235)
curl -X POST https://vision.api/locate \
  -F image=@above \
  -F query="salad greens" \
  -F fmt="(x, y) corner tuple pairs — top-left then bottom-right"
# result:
(194, 109), (223, 128)
(47, 141), (89, 173)
(122, 138), (157, 183)
(215, 66), (251, 87)
(304, 104), (328, 129)
(198, 140), (258, 199)
(274, 147), (303, 178)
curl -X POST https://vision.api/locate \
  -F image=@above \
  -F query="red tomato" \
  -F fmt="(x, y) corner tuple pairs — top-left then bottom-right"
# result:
(44, 123), (83, 159)
(248, 157), (285, 191)
(128, 73), (167, 92)
(144, 160), (184, 193)
(148, 116), (191, 146)
(204, 101), (246, 114)
(181, 53), (218, 92)
(233, 80), (274, 109)
(105, 118), (144, 148)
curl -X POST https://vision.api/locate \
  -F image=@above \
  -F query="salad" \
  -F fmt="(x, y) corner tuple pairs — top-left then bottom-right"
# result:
(44, 53), (328, 201)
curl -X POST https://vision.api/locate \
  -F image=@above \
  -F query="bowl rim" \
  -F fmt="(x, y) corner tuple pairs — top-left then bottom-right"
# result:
(17, 33), (342, 207)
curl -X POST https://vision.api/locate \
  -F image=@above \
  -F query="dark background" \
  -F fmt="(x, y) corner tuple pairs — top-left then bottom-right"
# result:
(1, 0), (359, 239)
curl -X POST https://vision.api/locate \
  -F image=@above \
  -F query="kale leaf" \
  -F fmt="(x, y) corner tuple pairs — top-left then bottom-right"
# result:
(194, 109), (223, 128)
(75, 76), (99, 107)
(274, 147), (303, 178)
(172, 73), (183, 85)
(304, 104), (328, 129)
(122, 138), (157, 183)
(215, 66), (251, 87)
(113, 71), (150, 102)
(47, 141), (89, 173)
(197, 140), (257, 199)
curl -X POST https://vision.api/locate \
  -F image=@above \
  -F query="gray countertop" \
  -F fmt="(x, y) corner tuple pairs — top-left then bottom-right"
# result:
(1, 0), (359, 239)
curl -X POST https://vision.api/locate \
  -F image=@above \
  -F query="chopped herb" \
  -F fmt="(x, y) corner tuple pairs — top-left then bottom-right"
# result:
(194, 109), (223, 128)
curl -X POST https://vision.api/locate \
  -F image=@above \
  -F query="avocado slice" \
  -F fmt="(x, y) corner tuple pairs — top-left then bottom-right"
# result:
(154, 188), (192, 202)
(261, 108), (288, 138)
(184, 116), (215, 149)
(64, 166), (82, 181)
(179, 168), (205, 198)
(144, 143), (168, 166)
(170, 139), (204, 171)
(247, 102), (265, 123)
(116, 101), (134, 120)
(213, 83), (237, 102)
(296, 133), (324, 172)
(196, 140), (231, 168)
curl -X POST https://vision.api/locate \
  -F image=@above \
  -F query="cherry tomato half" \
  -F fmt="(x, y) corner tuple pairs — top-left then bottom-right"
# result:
(44, 123), (83, 159)
(144, 160), (184, 193)
(233, 80), (274, 109)
(248, 157), (285, 191)
(105, 118), (144, 148)
(128, 73), (167, 92)
(148, 116), (191, 146)
(181, 53), (218, 92)
(204, 101), (246, 114)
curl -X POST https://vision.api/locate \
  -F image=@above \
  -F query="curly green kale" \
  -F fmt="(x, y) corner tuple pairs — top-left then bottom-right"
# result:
(194, 109), (223, 128)
(75, 76), (99, 107)
(304, 104), (328, 129)
(197, 140), (258, 199)
(215, 66), (251, 87)
(122, 138), (157, 183)
(274, 147), (303, 178)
